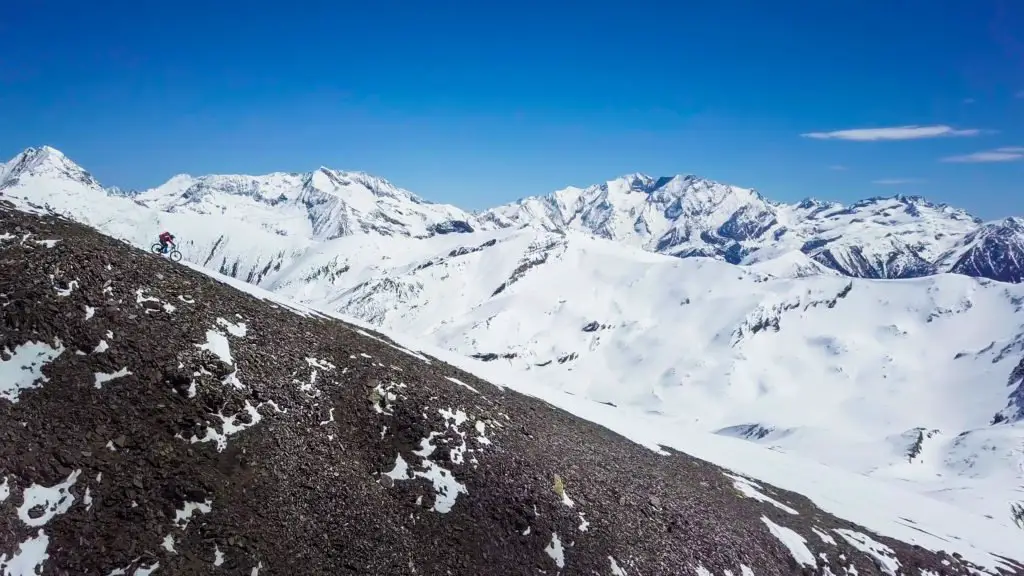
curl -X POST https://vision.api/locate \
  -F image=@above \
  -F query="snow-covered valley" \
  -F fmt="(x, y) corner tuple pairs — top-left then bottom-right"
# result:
(3, 145), (1023, 531)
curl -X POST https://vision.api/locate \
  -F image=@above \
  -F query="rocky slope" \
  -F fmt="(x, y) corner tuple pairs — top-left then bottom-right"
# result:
(3, 204), (1024, 575)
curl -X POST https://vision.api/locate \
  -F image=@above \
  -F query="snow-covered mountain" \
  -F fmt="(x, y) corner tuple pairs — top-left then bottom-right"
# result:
(479, 173), (1001, 281)
(941, 217), (1024, 284)
(134, 167), (478, 240)
(3, 146), (1024, 530)
(0, 147), (480, 285)
(3, 146), (1022, 284)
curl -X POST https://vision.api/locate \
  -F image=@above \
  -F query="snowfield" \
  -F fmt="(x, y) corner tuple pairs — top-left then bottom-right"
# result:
(2, 145), (1023, 535)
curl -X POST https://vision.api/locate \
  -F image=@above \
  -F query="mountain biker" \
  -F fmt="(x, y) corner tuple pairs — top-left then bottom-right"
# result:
(158, 231), (176, 254)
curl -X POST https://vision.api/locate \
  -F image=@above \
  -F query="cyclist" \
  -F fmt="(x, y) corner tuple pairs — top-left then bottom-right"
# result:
(157, 231), (176, 254)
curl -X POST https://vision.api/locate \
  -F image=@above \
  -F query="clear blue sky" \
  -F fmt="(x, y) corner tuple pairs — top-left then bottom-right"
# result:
(2, 0), (1022, 218)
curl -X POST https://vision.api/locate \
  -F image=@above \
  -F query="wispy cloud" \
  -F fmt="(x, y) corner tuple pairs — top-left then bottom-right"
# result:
(941, 147), (1024, 163)
(829, 165), (848, 171)
(1016, 90), (1024, 99)
(963, 98), (976, 104)
(872, 178), (925, 185)
(802, 125), (980, 141)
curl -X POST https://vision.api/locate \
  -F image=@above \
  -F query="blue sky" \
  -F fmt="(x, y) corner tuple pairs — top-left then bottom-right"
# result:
(1, 0), (1022, 218)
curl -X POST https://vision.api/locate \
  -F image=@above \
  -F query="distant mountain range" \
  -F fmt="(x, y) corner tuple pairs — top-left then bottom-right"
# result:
(4, 145), (1020, 283)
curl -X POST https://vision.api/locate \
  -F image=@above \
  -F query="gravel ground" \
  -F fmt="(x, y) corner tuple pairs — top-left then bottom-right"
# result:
(1, 200), (1020, 576)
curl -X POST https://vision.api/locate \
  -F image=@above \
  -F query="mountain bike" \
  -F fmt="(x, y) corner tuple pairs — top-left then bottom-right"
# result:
(151, 243), (183, 262)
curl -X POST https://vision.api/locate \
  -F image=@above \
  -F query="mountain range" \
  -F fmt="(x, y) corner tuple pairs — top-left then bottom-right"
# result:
(3, 146), (1023, 284)
(2, 145), (1023, 535)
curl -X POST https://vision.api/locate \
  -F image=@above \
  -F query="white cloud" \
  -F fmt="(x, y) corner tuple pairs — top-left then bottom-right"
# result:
(872, 178), (924, 185)
(941, 147), (1024, 163)
(829, 165), (848, 171)
(802, 125), (980, 141)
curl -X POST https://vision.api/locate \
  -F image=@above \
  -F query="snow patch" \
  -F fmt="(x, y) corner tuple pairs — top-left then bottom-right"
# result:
(213, 546), (225, 567)
(319, 407), (335, 426)
(726, 472), (798, 514)
(17, 469), (81, 527)
(354, 328), (432, 364)
(0, 339), (65, 402)
(94, 367), (132, 388)
(188, 400), (280, 452)
(474, 419), (492, 445)
(833, 529), (901, 575)
(216, 317), (248, 337)
(544, 532), (565, 569)
(53, 279), (78, 297)
(385, 412), (472, 514)
(761, 516), (816, 568)
(0, 529), (50, 576)
(446, 376), (479, 394)
(813, 526), (837, 545)
(197, 330), (233, 365)
(174, 499), (212, 529)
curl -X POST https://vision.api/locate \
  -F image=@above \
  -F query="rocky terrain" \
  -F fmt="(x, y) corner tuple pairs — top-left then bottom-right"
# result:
(3, 207), (1023, 575)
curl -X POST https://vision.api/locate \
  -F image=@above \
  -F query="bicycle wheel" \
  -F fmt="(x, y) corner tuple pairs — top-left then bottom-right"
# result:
(151, 243), (163, 254)
(169, 250), (183, 262)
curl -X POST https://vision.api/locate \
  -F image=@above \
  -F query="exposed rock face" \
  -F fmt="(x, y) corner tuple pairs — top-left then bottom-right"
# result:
(0, 200), (1020, 575)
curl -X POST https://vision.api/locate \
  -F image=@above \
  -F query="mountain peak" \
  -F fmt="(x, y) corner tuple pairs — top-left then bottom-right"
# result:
(2, 145), (100, 190)
(998, 216), (1024, 230)
(7, 145), (67, 169)
(19, 144), (65, 160)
